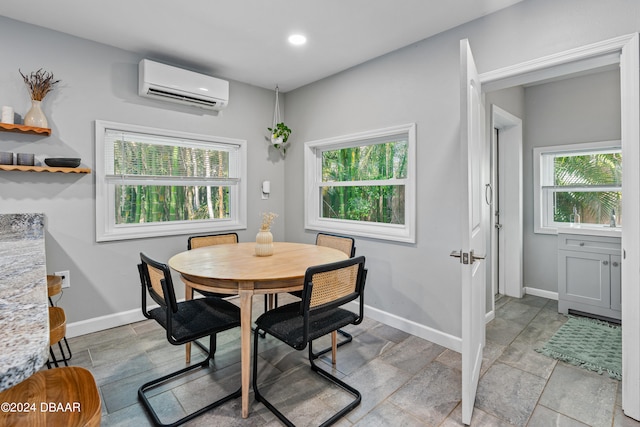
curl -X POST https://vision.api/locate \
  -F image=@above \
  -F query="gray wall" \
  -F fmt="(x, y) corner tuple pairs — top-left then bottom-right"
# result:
(284, 0), (638, 339)
(523, 69), (621, 292)
(0, 16), (286, 323)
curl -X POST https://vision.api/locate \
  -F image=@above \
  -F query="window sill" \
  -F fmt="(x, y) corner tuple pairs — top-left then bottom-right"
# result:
(552, 226), (622, 238)
(305, 218), (415, 244)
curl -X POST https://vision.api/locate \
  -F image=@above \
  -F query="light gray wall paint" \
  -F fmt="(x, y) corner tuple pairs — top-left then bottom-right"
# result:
(486, 87), (525, 120)
(284, 0), (638, 338)
(523, 69), (621, 292)
(0, 16), (285, 323)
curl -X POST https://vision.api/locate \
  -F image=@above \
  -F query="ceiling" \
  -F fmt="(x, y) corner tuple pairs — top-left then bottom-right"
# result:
(0, 0), (524, 92)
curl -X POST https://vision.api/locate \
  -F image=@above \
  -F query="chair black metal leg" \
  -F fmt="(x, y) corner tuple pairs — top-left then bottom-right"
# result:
(252, 327), (295, 427)
(59, 336), (73, 362)
(56, 341), (69, 366)
(47, 347), (61, 369)
(308, 354), (361, 427)
(192, 333), (219, 357)
(47, 338), (73, 364)
(139, 336), (240, 427)
(263, 294), (279, 312)
(309, 329), (353, 360)
(253, 327), (361, 427)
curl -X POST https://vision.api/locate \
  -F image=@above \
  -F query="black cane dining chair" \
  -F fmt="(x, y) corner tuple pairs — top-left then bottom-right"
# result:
(187, 232), (239, 299)
(310, 233), (357, 362)
(315, 232), (356, 258)
(253, 256), (367, 427)
(138, 252), (241, 427)
(188, 232), (273, 308)
(187, 232), (269, 349)
(187, 233), (241, 357)
(286, 232), (357, 363)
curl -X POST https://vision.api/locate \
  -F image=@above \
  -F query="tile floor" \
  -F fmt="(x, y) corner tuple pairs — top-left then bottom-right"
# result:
(62, 294), (639, 426)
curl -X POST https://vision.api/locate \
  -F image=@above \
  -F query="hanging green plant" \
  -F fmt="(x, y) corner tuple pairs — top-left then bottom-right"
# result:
(267, 85), (292, 156)
(268, 122), (292, 147)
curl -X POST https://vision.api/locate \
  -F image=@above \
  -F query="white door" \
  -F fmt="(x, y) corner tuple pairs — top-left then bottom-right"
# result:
(454, 38), (486, 426)
(621, 32), (640, 421)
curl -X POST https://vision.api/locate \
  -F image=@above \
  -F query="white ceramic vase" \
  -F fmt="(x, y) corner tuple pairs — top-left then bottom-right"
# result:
(255, 229), (274, 256)
(24, 100), (48, 128)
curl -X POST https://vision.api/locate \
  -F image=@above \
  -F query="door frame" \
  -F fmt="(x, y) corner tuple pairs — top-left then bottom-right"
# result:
(478, 33), (640, 420)
(489, 105), (523, 307)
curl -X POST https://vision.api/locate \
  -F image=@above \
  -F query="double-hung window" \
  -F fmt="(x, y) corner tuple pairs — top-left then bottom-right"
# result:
(95, 121), (246, 241)
(304, 124), (416, 243)
(534, 140), (621, 234)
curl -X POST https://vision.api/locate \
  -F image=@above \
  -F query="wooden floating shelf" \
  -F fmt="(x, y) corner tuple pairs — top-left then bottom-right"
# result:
(0, 123), (52, 136)
(0, 164), (91, 174)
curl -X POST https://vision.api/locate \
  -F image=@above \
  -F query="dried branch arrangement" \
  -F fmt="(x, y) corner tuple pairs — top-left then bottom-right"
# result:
(260, 212), (278, 231)
(19, 69), (61, 101)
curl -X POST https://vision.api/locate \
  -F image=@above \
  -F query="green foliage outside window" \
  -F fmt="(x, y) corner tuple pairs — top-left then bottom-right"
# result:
(113, 140), (230, 225)
(321, 140), (407, 224)
(552, 152), (622, 225)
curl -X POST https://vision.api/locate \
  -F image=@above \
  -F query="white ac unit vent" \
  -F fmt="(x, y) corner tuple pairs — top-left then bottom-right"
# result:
(138, 59), (229, 111)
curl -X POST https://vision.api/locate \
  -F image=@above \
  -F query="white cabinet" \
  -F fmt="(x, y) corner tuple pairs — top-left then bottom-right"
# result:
(558, 233), (621, 320)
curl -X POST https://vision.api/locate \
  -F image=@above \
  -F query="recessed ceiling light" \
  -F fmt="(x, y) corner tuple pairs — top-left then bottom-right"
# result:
(288, 34), (307, 46)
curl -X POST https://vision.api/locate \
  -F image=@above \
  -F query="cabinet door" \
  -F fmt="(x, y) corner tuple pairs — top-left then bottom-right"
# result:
(559, 250), (611, 309)
(610, 255), (622, 312)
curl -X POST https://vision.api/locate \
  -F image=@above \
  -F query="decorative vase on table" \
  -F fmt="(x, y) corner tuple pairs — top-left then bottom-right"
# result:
(255, 229), (274, 256)
(24, 100), (48, 128)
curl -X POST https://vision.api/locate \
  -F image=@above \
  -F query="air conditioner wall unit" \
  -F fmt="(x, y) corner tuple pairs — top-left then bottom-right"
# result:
(138, 59), (229, 111)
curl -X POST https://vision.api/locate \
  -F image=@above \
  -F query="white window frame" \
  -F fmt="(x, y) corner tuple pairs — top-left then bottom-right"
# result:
(533, 140), (621, 234)
(304, 123), (416, 243)
(95, 120), (247, 242)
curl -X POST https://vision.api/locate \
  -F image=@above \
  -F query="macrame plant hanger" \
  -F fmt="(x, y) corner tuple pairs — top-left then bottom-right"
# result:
(269, 84), (291, 156)
(271, 85), (281, 142)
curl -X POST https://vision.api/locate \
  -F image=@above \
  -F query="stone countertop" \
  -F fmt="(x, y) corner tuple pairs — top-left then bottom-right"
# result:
(0, 214), (49, 393)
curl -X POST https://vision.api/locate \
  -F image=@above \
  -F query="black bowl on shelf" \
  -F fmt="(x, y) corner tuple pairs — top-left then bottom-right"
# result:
(44, 158), (81, 168)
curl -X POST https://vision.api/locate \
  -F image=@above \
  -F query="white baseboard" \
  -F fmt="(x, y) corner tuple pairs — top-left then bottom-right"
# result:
(71, 299), (462, 353)
(523, 287), (558, 300)
(348, 301), (462, 353)
(66, 295), (217, 338)
(66, 307), (148, 338)
(485, 310), (495, 323)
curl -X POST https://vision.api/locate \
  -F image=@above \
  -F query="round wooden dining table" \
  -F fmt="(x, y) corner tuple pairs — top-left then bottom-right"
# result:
(168, 241), (348, 418)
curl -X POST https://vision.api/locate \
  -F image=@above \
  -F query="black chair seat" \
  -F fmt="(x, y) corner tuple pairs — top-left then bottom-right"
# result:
(138, 253), (241, 426)
(256, 302), (357, 350)
(149, 297), (240, 344)
(253, 256), (367, 427)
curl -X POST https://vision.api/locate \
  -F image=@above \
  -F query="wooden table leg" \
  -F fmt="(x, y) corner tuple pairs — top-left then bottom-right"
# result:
(239, 286), (253, 418)
(184, 282), (194, 364)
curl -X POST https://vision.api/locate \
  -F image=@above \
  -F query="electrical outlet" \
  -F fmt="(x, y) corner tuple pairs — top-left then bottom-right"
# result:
(55, 270), (70, 288)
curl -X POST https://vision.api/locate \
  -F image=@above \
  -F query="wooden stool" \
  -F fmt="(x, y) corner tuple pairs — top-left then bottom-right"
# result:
(47, 274), (62, 304)
(0, 366), (101, 427)
(48, 307), (68, 369)
(47, 275), (72, 365)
